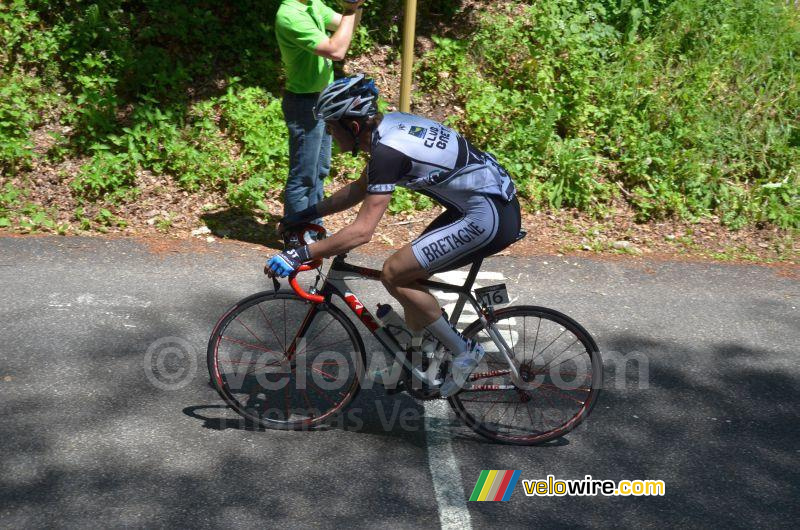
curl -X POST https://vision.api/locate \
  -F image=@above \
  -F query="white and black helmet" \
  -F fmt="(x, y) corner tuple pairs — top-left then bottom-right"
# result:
(314, 74), (379, 122)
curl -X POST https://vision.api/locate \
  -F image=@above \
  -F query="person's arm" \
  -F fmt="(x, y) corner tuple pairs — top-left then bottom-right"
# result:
(326, 7), (362, 31)
(307, 192), (391, 259)
(315, 1), (364, 60)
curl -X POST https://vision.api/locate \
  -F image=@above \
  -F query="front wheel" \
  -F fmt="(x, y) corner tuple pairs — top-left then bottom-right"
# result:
(207, 290), (366, 430)
(450, 306), (602, 445)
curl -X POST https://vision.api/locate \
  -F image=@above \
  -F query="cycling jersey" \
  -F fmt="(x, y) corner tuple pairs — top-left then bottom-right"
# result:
(365, 112), (520, 273)
(366, 113), (517, 206)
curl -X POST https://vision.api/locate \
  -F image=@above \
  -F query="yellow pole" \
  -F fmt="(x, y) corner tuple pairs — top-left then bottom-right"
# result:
(399, 0), (417, 112)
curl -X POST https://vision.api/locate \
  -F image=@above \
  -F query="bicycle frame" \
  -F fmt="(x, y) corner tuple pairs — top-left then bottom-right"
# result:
(285, 253), (527, 388)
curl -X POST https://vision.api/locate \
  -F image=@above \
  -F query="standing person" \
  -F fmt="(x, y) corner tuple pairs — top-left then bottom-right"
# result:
(275, 0), (365, 229)
(266, 76), (522, 397)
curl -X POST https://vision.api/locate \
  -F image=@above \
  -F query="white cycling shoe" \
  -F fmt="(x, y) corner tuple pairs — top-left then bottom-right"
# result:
(440, 340), (486, 398)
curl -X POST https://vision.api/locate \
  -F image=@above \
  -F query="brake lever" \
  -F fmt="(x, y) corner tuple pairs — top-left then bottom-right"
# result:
(272, 276), (280, 293)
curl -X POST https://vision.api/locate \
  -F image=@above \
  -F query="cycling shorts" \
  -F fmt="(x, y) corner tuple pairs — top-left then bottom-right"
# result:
(411, 193), (521, 274)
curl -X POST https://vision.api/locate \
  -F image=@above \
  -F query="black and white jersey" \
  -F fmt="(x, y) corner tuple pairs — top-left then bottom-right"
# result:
(366, 113), (516, 209)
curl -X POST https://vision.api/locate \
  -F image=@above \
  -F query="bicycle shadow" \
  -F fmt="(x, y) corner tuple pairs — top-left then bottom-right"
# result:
(182, 393), (572, 448)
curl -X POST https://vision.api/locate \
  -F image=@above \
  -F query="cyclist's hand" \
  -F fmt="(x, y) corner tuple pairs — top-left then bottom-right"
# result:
(266, 246), (311, 278)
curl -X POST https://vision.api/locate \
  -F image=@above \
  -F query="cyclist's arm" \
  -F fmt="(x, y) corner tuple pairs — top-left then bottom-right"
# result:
(307, 192), (390, 259)
(316, 170), (368, 217)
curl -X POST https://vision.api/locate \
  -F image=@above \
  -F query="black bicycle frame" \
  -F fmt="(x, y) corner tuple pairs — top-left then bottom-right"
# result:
(287, 253), (488, 379)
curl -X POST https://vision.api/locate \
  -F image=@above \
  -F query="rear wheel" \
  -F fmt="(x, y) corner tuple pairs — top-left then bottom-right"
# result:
(450, 306), (602, 445)
(207, 291), (365, 430)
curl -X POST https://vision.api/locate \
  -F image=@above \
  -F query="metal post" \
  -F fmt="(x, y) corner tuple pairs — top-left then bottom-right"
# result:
(399, 0), (417, 112)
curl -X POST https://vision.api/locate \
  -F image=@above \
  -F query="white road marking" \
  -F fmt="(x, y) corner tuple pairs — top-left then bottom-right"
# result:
(48, 293), (152, 308)
(421, 268), (506, 529)
(424, 400), (472, 530)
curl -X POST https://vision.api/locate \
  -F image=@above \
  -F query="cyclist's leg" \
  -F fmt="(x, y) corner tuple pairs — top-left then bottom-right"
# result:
(402, 193), (520, 395)
(428, 194), (521, 273)
(382, 247), (471, 363)
(380, 206), (462, 331)
(382, 194), (519, 345)
(381, 245), (439, 331)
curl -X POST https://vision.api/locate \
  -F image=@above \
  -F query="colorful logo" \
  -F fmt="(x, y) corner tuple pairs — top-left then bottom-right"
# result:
(469, 470), (521, 502)
(408, 125), (427, 138)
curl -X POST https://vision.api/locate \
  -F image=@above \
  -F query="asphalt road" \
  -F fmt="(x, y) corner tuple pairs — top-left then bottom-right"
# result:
(1, 235), (798, 528)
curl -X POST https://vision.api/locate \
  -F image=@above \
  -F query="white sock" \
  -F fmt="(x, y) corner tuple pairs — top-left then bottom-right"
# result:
(425, 315), (467, 355)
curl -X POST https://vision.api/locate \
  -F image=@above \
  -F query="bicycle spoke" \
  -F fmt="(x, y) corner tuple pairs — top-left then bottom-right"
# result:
(459, 398), (521, 404)
(453, 308), (600, 444)
(545, 349), (590, 372)
(235, 317), (268, 347)
(258, 302), (286, 351)
(293, 314), (339, 357)
(523, 316), (527, 362)
(541, 338), (579, 371)
(211, 293), (362, 429)
(532, 317), (541, 359)
(311, 365), (337, 380)
(221, 335), (284, 356)
(531, 327), (567, 362)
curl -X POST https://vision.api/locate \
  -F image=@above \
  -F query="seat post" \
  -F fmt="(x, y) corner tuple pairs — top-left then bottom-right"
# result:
(445, 258), (483, 327)
(463, 258), (483, 289)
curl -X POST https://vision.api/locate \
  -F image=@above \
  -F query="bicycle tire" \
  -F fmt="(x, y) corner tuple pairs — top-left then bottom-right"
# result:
(207, 290), (366, 430)
(450, 305), (602, 445)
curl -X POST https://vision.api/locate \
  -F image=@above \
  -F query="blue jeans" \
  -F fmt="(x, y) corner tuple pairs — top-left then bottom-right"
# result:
(282, 93), (331, 225)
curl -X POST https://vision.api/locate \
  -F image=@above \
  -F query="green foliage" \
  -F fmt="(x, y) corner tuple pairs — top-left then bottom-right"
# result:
(0, 0), (797, 231)
(0, 182), (62, 231)
(0, 183), (25, 217)
(218, 81), (287, 186)
(71, 150), (136, 200)
(388, 187), (434, 214)
(0, 77), (37, 174)
(226, 174), (272, 212)
(419, 0), (800, 227)
(96, 207), (126, 228)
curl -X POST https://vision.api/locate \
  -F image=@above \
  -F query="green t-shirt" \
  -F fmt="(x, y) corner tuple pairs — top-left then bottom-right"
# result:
(275, 0), (337, 94)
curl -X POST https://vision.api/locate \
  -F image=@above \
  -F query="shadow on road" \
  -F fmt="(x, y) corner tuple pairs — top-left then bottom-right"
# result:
(200, 208), (283, 248)
(1, 266), (797, 527)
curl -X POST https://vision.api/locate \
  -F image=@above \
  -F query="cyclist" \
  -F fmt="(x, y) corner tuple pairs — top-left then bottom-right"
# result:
(267, 74), (521, 397)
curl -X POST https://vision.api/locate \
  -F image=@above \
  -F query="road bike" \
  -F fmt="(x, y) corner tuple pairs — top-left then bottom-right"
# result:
(207, 224), (602, 445)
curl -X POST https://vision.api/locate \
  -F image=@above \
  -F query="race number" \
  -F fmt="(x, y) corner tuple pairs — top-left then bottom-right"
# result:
(474, 283), (509, 308)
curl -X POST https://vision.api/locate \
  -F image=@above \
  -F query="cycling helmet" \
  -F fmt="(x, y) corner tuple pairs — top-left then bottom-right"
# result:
(314, 74), (379, 122)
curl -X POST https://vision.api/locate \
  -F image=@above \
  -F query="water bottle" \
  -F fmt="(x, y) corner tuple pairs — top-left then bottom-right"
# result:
(376, 304), (412, 349)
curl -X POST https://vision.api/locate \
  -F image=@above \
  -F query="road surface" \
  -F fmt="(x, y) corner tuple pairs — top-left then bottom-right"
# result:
(1, 235), (797, 528)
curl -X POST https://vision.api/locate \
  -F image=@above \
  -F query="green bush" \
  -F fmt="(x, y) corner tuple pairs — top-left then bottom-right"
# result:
(0, 0), (797, 231)
(419, 0), (800, 228)
(71, 149), (136, 200)
(226, 173), (272, 212)
(218, 82), (288, 185)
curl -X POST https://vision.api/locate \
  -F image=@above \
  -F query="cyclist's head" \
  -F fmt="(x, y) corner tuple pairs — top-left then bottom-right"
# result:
(314, 74), (379, 123)
(315, 75), (381, 155)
